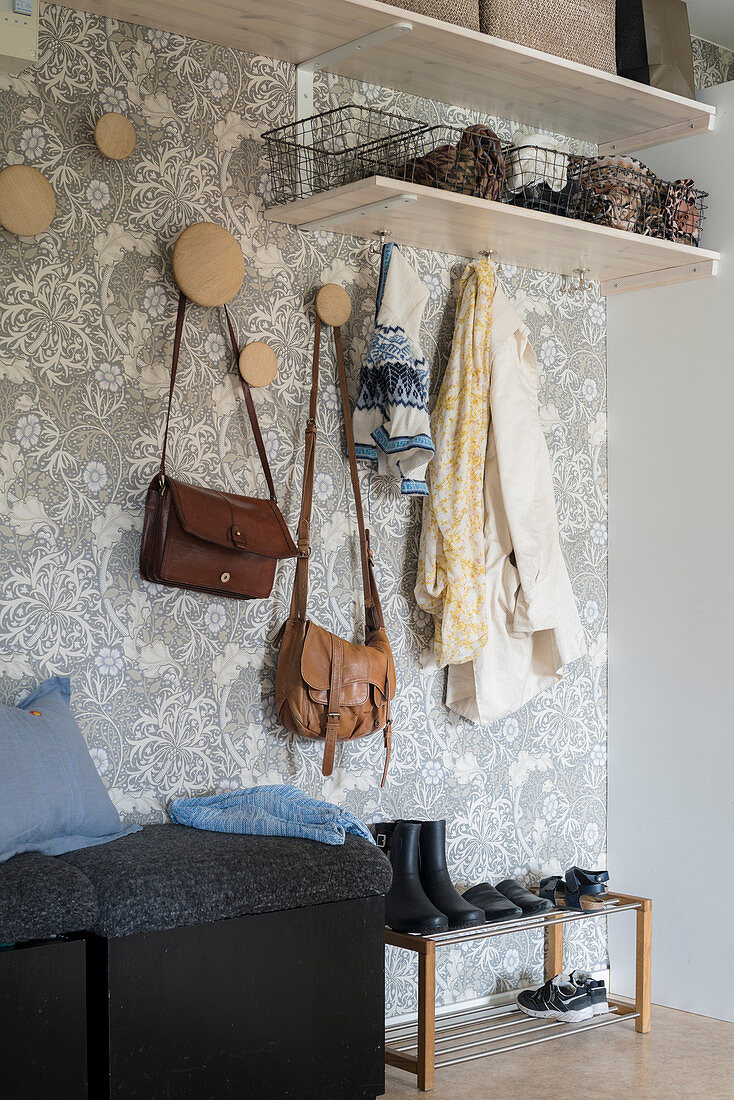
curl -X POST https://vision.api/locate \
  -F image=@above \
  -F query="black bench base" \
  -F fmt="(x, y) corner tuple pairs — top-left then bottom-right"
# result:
(88, 895), (385, 1100)
(0, 938), (88, 1100)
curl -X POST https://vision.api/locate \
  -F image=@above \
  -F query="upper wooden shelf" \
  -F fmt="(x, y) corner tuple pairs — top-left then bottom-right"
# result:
(264, 176), (720, 295)
(61, 0), (715, 153)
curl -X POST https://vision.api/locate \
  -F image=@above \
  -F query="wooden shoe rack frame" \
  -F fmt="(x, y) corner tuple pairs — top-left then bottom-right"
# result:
(385, 892), (652, 1091)
(61, 0), (719, 295)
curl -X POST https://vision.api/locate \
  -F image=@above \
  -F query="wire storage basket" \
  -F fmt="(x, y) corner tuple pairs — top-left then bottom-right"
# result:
(574, 155), (658, 234)
(641, 177), (708, 247)
(502, 140), (583, 218)
(390, 123), (505, 200)
(262, 105), (431, 205)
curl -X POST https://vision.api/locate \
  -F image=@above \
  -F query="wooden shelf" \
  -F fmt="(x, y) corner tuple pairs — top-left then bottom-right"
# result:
(60, 0), (715, 152)
(265, 176), (720, 295)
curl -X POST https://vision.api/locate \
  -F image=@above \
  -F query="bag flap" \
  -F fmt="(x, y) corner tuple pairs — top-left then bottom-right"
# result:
(301, 621), (393, 693)
(167, 477), (297, 559)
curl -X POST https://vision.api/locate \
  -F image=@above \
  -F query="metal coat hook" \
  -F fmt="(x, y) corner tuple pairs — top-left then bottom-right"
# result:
(479, 248), (503, 274)
(564, 267), (591, 294)
(369, 229), (388, 257)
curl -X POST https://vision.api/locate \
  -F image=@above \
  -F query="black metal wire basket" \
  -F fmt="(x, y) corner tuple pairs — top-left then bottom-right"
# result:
(262, 106), (708, 246)
(389, 123), (505, 200)
(640, 177), (708, 247)
(573, 155), (708, 244)
(262, 105), (430, 205)
(501, 143), (583, 218)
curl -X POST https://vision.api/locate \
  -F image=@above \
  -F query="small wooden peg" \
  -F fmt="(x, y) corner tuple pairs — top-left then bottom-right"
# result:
(172, 221), (245, 308)
(0, 164), (56, 237)
(239, 341), (278, 388)
(94, 113), (136, 160)
(315, 283), (351, 327)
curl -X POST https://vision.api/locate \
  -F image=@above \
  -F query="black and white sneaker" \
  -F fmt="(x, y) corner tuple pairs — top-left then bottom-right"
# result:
(517, 976), (594, 1023)
(568, 969), (610, 1016)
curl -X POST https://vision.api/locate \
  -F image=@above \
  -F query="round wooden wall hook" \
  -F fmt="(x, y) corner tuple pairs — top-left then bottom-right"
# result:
(238, 341), (278, 388)
(0, 164), (56, 237)
(172, 221), (245, 308)
(315, 283), (351, 328)
(94, 113), (136, 160)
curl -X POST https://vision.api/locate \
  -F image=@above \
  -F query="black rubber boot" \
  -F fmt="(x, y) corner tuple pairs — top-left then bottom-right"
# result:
(416, 820), (485, 931)
(373, 821), (448, 935)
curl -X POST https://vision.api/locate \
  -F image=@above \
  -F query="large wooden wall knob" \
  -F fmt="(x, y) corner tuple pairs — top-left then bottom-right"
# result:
(94, 113), (136, 160)
(172, 222), (245, 307)
(239, 342), (278, 387)
(315, 283), (351, 327)
(0, 164), (56, 237)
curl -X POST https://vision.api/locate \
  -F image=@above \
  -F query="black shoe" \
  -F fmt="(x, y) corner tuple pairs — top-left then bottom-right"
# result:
(414, 820), (485, 931)
(568, 970), (610, 1016)
(495, 878), (553, 914)
(462, 882), (523, 922)
(373, 821), (448, 935)
(517, 976), (594, 1023)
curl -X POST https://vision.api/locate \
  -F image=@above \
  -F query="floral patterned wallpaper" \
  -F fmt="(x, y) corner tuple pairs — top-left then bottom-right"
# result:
(693, 36), (734, 90)
(0, 4), (608, 1013)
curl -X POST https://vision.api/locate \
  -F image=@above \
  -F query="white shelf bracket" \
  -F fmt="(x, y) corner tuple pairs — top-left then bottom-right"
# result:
(299, 193), (418, 232)
(295, 22), (413, 120)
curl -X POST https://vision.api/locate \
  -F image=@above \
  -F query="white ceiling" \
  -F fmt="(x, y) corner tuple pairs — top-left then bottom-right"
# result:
(686, 0), (734, 52)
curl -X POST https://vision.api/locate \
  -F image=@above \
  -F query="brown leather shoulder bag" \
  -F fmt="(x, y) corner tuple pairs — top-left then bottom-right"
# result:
(140, 292), (297, 599)
(275, 313), (396, 785)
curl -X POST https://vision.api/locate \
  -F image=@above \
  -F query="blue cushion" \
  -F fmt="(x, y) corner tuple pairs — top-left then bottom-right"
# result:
(0, 676), (140, 863)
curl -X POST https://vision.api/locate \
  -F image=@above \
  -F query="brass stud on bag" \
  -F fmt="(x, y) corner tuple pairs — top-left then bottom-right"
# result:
(220, 572), (231, 583)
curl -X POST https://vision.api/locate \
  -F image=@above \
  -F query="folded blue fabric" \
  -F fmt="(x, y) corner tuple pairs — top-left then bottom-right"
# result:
(168, 785), (375, 846)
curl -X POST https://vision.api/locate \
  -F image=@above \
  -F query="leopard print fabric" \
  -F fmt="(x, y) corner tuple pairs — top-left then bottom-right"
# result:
(578, 155), (656, 234)
(401, 124), (505, 200)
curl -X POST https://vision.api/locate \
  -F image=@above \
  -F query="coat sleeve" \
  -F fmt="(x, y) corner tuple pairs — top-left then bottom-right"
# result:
(489, 320), (574, 637)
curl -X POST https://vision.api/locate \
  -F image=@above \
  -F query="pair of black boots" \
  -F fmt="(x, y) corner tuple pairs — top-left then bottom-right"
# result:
(374, 819), (484, 934)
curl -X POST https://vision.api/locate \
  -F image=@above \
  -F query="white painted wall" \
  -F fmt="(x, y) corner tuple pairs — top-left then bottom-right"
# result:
(607, 81), (734, 1022)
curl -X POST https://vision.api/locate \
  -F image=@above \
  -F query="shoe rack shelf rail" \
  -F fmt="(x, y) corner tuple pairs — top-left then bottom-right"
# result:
(385, 891), (652, 1092)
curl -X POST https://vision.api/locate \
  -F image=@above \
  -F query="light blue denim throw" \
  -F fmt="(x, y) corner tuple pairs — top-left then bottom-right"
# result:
(168, 785), (375, 846)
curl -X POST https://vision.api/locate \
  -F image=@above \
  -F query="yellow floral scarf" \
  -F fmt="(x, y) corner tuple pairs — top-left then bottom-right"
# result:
(415, 259), (494, 667)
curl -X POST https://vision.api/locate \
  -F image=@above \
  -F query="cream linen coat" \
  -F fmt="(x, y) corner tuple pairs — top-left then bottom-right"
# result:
(416, 266), (586, 725)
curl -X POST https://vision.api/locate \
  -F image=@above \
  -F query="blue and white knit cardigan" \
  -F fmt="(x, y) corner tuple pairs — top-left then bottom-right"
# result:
(353, 244), (434, 496)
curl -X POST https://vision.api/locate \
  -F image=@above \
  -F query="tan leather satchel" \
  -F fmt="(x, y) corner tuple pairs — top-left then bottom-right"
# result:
(140, 292), (297, 599)
(275, 313), (396, 785)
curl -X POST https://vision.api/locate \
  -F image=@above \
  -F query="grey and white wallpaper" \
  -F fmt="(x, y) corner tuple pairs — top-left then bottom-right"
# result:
(693, 35), (734, 90)
(0, 4), (611, 1014)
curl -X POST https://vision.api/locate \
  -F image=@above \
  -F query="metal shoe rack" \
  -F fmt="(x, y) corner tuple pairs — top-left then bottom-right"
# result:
(385, 891), (652, 1092)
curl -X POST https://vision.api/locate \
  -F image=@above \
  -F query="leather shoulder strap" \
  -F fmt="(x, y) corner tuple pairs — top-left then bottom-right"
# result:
(223, 306), (277, 502)
(334, 324), (384, 632)
(290, 311), (385, 632)
(159, 291), (277, 501)
(159, 291), (187, 477)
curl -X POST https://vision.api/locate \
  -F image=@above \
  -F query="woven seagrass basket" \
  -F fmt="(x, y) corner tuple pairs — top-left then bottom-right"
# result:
(479, 0), (616, 72)
(380, 0), (479, 31)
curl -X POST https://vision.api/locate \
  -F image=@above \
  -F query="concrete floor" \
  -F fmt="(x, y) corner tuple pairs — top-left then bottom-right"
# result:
(383, 1004), (734, 1099)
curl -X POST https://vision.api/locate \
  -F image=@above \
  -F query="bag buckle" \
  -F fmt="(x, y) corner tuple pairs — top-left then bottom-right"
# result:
(375, 834), (386, 849)
(231, 524), (246, 548)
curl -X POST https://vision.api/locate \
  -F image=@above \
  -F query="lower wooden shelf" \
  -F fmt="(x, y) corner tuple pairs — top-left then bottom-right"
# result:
(384, 892), (652, 1091)
(265, 177), (720, 295)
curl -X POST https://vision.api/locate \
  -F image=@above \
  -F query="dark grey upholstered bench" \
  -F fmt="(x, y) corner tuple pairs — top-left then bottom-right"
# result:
(0, 851), (97, 944)
(59, 822), (390, 937)
(0, 853), (97, 1100)
(0, 823), (390, 1100)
